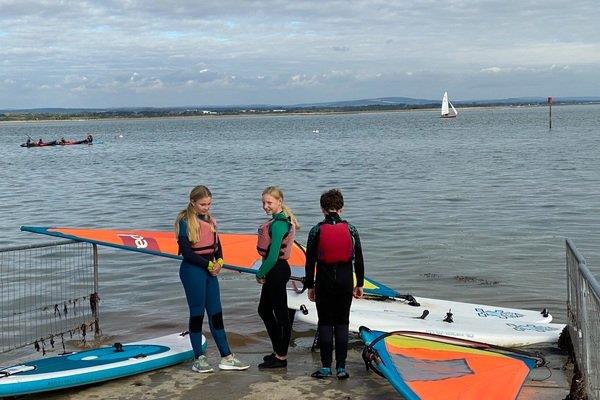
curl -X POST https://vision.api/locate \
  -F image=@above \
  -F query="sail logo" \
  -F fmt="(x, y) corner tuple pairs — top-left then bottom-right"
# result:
(475, 308), (525, 319)
(117, 234), (159, 251)
(506, 323), (559, 332)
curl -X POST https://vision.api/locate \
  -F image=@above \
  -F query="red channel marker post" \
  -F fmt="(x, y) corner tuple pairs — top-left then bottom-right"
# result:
(548, 96), (553, 130)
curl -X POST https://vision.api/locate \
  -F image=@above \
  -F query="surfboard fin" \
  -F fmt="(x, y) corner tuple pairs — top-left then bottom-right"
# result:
(443, 310), (454, 323)
(398, 294), (420, 307)
(417, 310), (429, 319)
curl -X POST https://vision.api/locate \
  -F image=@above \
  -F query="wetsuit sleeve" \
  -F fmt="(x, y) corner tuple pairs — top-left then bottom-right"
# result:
(304, 225), (319, 289)
(177, 219), (211, 269)
(349, 224), (365, 287)
(215, 233), (223, 261)
(256, 219), (288, 279)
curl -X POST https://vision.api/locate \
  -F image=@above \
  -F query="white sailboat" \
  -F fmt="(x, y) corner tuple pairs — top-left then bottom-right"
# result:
(441, 91), (458, 118)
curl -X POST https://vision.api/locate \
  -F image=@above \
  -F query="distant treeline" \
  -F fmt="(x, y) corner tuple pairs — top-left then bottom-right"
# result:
(1, 99), (598, 121)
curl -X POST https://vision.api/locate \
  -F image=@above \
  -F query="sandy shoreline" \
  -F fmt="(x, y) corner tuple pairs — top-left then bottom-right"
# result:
(18, 328), (571, 400)
(0, 103), (562, 126)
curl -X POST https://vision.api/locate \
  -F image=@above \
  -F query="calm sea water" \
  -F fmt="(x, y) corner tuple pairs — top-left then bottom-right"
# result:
(1, 105), (599, 339)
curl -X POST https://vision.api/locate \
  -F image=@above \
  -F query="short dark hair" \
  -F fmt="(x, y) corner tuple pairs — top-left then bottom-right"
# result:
(320, 189), (344, 211)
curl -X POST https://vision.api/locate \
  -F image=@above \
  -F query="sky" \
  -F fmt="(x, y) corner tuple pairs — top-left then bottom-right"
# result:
(1, 0), (599, 108)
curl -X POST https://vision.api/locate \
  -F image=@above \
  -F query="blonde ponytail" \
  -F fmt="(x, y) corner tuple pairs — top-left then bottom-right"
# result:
(282, 204), (299, 230)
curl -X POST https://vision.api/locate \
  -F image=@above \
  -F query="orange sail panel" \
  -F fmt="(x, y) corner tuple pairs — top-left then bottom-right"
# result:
(20, 226), (399, 297)
(20, 226), (305, 276)
(360, 328), (537, 400)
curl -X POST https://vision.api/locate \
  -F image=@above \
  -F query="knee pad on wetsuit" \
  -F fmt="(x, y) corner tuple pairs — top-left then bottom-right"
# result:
(190, 314), (204, 332)
(211, 312), (224, 330)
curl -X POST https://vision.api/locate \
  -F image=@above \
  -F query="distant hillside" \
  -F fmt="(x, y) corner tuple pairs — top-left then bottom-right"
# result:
(2, 96), (599, 121)
(290, 97), (437, 108)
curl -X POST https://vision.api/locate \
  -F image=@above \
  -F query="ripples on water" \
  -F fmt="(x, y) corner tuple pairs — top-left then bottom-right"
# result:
(1, 105), (600, 338)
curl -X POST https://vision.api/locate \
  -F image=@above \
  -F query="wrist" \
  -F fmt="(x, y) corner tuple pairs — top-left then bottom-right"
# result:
(216, 258), (224, 267)
(207, 261), (214, 271)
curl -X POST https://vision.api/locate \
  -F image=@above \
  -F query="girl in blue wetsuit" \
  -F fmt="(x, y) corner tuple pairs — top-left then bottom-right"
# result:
(255, 186), (300, 369)
(175, 185), (249, 373)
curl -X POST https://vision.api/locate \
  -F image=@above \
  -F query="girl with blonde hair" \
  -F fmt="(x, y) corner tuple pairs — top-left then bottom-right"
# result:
(175, 185), (248, 373)
(255, 186), (299, 369)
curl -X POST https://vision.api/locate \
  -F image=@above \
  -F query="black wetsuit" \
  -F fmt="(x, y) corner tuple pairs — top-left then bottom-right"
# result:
(257, 212), (294, 357)
(304, 212), (364, 369)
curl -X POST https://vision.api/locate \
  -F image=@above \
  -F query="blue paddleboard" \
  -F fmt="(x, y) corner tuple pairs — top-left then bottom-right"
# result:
(0, 332), (205, 396)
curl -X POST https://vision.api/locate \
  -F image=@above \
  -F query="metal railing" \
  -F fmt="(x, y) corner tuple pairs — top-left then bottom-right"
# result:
(0, 240), (100, 359)
(566, 238), (600, 400)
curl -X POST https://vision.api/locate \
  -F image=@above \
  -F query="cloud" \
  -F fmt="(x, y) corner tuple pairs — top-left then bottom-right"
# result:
(1, 0), (599, 107)
(481, 67), (503, 74)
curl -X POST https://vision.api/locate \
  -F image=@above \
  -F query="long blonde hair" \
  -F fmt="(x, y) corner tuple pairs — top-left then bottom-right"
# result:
(174, 185), (213, 242)
(262, 186), (300, 229)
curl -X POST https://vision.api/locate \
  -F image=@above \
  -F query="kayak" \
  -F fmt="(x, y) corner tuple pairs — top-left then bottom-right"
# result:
(20, 141), (58, 147)
(0, 332), (204, 397)
(20, 140), (92, 147)
(288, 289), (564, 347)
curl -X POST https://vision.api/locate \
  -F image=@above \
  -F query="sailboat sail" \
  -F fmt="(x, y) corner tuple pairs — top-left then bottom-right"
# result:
(20, 226), (399, 298)
(360, 327), (539, 400)
(441, 91), (458, 118)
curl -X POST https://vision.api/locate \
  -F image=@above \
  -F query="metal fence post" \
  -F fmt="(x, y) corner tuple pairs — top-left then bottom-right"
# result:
(93, 243), (101, 338)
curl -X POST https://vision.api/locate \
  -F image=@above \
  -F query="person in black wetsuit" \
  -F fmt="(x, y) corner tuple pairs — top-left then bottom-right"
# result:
(175, 185), (249, 373)
(255, 186), (300, 369)
(304, 189), (364, 380)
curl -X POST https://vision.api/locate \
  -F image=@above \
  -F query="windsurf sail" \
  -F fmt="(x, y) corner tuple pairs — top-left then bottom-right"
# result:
(20, 226), (399, 298)
(359, 326), (540, 400)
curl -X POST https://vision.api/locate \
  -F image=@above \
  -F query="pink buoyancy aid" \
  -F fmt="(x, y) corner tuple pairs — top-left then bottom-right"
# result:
(256, 219), (296, 260)
(191, 217), (218, 256)
(317, 221), (354, 264)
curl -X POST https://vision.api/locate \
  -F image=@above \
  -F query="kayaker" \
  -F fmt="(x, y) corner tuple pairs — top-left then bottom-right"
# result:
(255, 186), (299, 369)
(174, 185), (249, 373)
(304, 188), (364, 380)
(37, 138), (43, 145)
(86, 134), (93, 143)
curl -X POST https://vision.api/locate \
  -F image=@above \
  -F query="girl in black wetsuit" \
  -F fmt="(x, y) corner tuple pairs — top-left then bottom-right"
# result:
(304, 189), (364, 379)
(255, 186), (300, 369)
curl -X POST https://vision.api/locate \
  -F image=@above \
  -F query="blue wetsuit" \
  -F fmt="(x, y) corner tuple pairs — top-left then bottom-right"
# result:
(178, 217), (231, 358)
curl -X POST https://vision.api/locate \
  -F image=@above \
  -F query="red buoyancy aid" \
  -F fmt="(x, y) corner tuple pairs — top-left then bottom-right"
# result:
(256, 219), (296, 260)
(191, 216), (218, 256)
(317, 221), (354, 264)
